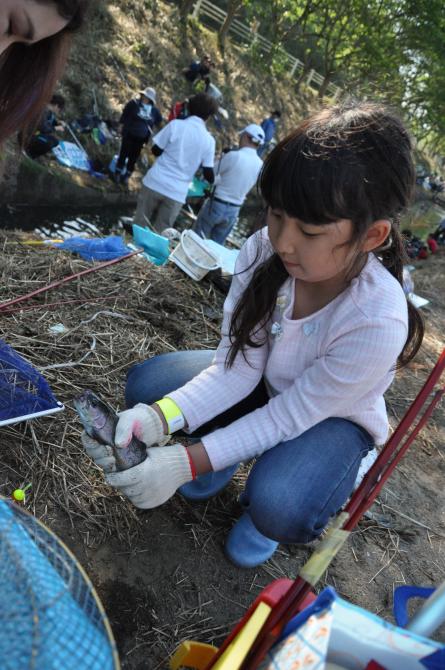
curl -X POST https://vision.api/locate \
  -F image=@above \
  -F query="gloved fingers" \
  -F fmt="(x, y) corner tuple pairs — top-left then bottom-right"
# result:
(96, 456), (117, 474)
(114, 412), (136, 449)
(105, 465), (142, 488)
(82, 437), (113, 461)
(108, 481), (141, 498)
(81, 431), (103, 452)
(116, 402), (148, 417)
(157, 434), (171, 447)
(115, 403), (166, 448)
(127, 492), (168, 509)
(81, 432), (117, 472)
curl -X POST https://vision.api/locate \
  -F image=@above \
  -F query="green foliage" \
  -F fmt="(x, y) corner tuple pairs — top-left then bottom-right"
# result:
(232, 0), (444, 156)
(270, 45), (292, 77)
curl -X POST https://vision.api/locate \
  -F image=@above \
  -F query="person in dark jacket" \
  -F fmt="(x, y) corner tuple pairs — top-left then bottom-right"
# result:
(114, 87), (162, 184)
(25, 94), (66, 159)
(182, 55), (214, 91)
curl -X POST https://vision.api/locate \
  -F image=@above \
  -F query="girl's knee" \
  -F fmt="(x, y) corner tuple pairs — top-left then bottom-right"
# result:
(246, 492), (323, 544)
(125, 360), (155, 407)
(125, 354), (175, 407)
(125, 350), (215, 408)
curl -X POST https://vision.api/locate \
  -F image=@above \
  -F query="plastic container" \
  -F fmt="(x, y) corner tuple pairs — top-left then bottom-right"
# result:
(170, 230), (219, 281)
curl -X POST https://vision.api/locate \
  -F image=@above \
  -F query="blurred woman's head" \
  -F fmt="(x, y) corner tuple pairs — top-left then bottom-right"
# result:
(0, 1), (89, 143)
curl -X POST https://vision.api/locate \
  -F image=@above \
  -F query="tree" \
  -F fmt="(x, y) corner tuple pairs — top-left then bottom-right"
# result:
(178, 0), (196, 20)
(218, 0), (246, 48)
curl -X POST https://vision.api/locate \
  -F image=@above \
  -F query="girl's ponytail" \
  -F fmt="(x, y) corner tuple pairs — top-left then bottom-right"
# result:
(378, 220), (424, 368)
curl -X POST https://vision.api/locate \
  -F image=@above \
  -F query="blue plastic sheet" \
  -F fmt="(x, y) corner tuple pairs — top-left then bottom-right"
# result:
(132, 224), (170, 266)
(54, 236), (132, 262)
(52, 141), (91, 172)
(187, 177), (208, 198)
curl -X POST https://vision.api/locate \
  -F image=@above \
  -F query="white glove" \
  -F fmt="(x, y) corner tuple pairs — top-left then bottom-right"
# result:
(81, 431), (117, 473)
(115, 403), (169, 449)
(105, 444), (194, 509)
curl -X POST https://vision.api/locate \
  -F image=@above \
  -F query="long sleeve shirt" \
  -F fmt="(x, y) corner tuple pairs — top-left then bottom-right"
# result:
(168, 228), (408, 471)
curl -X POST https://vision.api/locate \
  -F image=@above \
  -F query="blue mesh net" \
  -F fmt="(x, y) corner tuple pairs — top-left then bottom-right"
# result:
(0, 339), (60, 423)
(54, 236), (132, 262)
(0, 500), (119, 669)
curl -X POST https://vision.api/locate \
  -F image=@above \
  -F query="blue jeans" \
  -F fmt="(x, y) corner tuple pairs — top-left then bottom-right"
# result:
(125, 350), (374, 544)
(193, 198), (240, 244)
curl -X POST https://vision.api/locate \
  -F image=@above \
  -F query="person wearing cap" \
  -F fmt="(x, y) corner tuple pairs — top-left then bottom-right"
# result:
(193, 124), (264, 245)
(133, 93), (218, 233)
(114, 87), (162, 185)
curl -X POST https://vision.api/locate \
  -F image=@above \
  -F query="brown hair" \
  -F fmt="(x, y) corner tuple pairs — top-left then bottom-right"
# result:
(0, 0), (89, 143)
(187, 93), (219, 121)
(227, 99), (424, 369)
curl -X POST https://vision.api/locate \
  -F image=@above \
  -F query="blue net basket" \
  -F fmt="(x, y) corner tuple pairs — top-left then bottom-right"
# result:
(54, 236), (132, 262)
(0, 499), (120, 669)
(0, 339), (61, 425)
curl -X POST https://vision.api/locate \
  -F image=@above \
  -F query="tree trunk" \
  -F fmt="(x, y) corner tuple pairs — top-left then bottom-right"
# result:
(218, 0), (243, 48)
(179, 0), (196, 20)
(318, 72), (333, 98)
(294, 62), (312, 91)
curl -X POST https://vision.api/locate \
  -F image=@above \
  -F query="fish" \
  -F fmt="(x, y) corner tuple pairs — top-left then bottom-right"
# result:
(74, 390), (146, 471)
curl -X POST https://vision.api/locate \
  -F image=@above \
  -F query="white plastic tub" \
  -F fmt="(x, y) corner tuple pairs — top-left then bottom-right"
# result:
(170, 230), (219, 281)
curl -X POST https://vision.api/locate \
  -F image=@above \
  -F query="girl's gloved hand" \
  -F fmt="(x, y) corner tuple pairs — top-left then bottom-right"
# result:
(105, 445), (194, 509)
(81, 432), (117, 473)
(115, 403), (169, 449)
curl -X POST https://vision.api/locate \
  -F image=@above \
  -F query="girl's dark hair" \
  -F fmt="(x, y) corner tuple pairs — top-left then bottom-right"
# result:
(0, 0), (89, 143)
(227, 99), (424, 369)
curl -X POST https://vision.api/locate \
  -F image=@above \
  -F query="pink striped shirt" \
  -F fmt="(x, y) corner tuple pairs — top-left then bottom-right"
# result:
(169, 228), (408, 471)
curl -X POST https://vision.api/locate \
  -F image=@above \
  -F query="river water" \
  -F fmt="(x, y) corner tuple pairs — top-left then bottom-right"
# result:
(0, 200), (258, 248)
(0, 196), (442, 246)
(0, 204), (134, 238)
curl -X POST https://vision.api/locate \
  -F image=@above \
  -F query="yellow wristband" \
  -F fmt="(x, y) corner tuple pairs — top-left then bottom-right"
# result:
(155, 397), (185, 434)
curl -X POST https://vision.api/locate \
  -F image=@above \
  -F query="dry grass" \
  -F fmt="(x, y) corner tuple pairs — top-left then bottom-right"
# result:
(0, 231), (224, 544)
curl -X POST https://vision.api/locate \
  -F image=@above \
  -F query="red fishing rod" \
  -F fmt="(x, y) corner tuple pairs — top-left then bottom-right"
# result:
(0, 249), (143, 313)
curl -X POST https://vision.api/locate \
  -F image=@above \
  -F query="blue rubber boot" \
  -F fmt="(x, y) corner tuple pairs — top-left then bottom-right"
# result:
(225, 512), (279, 568)
(179, 463), (239, 501)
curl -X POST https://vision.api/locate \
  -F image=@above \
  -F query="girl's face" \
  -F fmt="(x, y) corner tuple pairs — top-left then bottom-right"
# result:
(267, 207), (359, 284)
(0, 1), (68, 56)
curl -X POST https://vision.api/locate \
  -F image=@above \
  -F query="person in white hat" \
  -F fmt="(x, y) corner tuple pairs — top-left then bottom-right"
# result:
(193, 123), (264, 244)
(113, 86), (162, 185)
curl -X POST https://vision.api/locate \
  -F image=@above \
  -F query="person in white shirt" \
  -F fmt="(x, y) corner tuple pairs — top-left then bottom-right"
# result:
(193, 124), (264, 244)
(133, 93), (218, 232)
(83, 100), (424, 569)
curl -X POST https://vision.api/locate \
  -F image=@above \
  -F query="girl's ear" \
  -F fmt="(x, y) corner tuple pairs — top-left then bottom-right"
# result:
(361, 219), (392, 252)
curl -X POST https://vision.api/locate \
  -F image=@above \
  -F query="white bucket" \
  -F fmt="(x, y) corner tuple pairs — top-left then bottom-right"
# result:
(170, 230), (219, 281)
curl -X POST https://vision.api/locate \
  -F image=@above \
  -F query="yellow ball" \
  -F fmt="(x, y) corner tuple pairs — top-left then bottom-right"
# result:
(12, 489), (25, 502)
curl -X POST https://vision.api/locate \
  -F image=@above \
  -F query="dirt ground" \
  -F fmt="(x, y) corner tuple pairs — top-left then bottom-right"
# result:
(0, 235), (444, 669)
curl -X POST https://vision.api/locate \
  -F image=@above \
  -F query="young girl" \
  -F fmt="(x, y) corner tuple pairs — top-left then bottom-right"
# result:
(83, 100), (423, 568)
